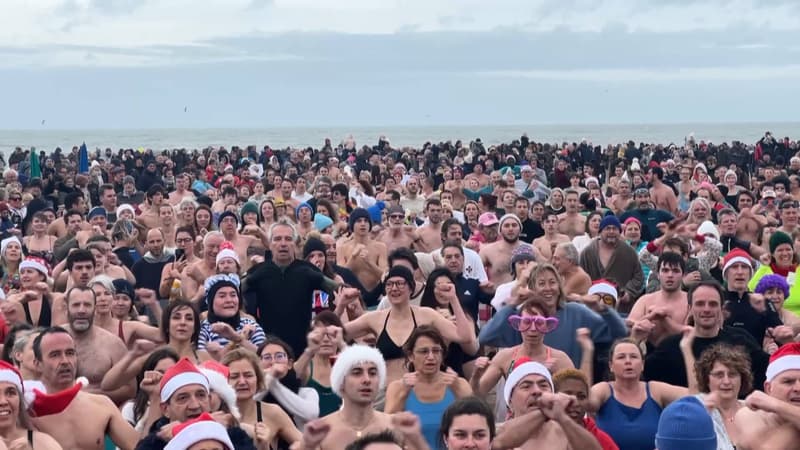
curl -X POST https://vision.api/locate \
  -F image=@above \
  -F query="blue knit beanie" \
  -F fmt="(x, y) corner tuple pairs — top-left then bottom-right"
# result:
(313, 213), (334, 232)
(295, 202), (313, 220)
(655, 396), (716, 450)
(599, 214), (621, 231)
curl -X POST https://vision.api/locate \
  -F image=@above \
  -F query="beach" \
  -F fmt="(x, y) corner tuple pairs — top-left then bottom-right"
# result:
(1, 121), (798, 156)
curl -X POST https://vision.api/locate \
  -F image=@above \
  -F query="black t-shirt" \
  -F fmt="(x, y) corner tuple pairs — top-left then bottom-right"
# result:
(519, 218), (543, 243)
(644, 326), (769, 390)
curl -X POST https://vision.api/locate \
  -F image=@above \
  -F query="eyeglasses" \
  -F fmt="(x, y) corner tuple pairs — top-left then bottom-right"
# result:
(414, 347), (443, 356)
(260, 352), (288, 362)
(385, 280), (408, 289)
(176, 238), (193, 244)
(508, 315), (559, 333)
(389, 215), (404, 220)
(780, 201), (799, 209)
(9, 197), (20, 201)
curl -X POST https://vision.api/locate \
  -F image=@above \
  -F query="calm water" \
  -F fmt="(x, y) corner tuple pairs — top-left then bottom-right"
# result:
(0, 122), (798, 156)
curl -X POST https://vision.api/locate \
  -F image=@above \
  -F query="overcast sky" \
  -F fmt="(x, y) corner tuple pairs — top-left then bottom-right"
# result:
(1, 0), (799, 129)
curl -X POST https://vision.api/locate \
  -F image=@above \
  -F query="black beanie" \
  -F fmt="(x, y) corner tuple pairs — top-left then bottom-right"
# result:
(217, 210), (239, 228)
(384, 265), (416, 292)
(303, 237), (328, 260)
(348, 207), (372, 233)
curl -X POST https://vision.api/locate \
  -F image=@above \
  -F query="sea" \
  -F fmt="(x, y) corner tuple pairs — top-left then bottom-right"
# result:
(0, 122), (799, 156)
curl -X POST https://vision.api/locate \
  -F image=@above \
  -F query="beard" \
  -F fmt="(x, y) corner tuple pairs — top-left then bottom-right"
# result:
(503, 235), (519, 244)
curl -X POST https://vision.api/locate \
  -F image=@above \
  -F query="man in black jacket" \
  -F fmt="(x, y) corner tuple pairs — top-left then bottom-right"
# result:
(440, 241), (493, 320)
(244, 220), (357, 356)
(644, 281), (770, 390)
(135, 358), (255, 450)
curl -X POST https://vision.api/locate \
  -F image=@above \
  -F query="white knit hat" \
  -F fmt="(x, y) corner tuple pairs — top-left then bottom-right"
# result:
(697, 221), (719, 240)
(503, 359), (553, 407)
(330, 345), (386, 396)
(215, 241), (240, 266)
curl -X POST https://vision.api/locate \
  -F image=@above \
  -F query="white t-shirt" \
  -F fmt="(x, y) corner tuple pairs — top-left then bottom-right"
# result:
(430, 246), (488, 283)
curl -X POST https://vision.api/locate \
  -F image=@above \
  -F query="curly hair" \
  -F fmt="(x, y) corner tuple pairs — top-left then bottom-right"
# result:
(553, 368), (589, 391)
(695, 344), (753, 396)
(754, 274), (790, 299)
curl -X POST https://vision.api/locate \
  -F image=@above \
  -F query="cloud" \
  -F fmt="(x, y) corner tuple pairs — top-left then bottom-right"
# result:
(476, 65), (800, 82)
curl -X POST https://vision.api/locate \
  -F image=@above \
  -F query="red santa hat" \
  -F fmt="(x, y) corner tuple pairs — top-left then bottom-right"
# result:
(503, 357), (553, 406)
(164, 412), (234, 450)
(722, 248), (753, 274)
(767, 343), (800, 382)
(160, 358), (209, 403)
(19, 256), (49, 277)
(199, 360), (240, 419)
(215, 241), (240, 265)
(588, 279), (617, 303)
(29, 377), (88, 417)
(0, 361), (23, 395)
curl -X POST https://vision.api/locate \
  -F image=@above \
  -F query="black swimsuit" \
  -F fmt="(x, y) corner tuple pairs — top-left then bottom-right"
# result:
(375, 309), (417, 361)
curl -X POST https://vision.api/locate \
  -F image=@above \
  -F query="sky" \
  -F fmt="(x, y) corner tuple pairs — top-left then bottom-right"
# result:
(1, 0), (799, 129)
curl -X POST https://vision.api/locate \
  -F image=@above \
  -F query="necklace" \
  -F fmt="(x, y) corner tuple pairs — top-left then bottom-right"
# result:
(346, 414), (376, 438)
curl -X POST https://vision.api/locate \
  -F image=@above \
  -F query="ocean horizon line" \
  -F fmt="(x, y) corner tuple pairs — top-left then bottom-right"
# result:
(1, 120), (798, 133)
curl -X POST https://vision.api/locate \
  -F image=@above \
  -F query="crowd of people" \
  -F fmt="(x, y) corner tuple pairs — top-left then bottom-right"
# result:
(0, 131), (796, 449)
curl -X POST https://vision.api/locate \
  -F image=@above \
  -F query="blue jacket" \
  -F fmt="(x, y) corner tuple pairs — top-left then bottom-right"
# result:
(479, 302), (627, 367)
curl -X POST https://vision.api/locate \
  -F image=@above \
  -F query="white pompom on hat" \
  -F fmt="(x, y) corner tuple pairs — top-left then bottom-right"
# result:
(330, 345), (386, 396)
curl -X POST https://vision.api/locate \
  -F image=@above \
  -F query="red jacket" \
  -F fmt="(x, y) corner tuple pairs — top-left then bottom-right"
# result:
(584, 417), (619, 450)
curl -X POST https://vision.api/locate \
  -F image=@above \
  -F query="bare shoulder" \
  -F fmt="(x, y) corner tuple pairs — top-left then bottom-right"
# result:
(80, 390), (118, 411)
(34, 430), (64, 450)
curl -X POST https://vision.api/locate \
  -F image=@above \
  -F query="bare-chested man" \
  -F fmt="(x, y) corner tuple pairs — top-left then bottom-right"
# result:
(491, 362), (602, 450)
(533, 212), (570, 262)
(31, 327), (139, 450)
(62, 286), (134, 404)
(318, 346), (394, 450)
(416, 199), (444, 253)
(627, 252), (689, 346)
(480, 214), (536, 286)
(734, 351), (800, 450)
(183, 231), (224, 304)
(217, 210), (258, 273)
(48, 192), (88, 239)
(717, 207), (766, 259)
(75, 207), (110, 249)
(55, 248), (97, 293)
(168, 173), (195, 206)
(377, 205), (417, 252)
(734, 192), (767, 243)
(648, 166), (678, 214)
(86, 239), (134, 283)
(337, 208), (388, 292)
(158, 203), (177, 248)
(137, 185), (166, 231)
(552, 243), (592, 297)
(609, 178), (634, 215)
(557, 189), (586, 239)
(296, 202), (315, 238)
